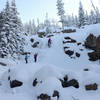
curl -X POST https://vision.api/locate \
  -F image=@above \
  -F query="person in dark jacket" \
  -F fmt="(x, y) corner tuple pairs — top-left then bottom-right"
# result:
(34, 53), (38, 62)
(48, 38), (51, 48)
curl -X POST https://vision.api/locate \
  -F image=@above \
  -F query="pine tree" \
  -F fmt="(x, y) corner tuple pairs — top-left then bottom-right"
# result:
(0, 0), (11, 57)
(89, 10), (96, 24)
(56, 0), (65, 28)
(10, 0), (24, 58)
(78, 1), (85, 27)
(0, 0), (24, 58)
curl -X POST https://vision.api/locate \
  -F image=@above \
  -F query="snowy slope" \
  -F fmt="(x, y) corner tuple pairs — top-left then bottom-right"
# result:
(0, 24), (100, 100)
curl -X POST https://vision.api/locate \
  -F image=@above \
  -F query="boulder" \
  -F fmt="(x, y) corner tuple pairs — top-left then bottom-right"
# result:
(0, 62), (7, 66)
(10, 80), (23, 88)
(65, 50), (74, 56)
(75, 52), (80, 57)
(37, 93), (51, 100)
(64, 37), (71, 40)
(88, 51), (100, 61)
(66, 79), (79, 88)
(77, 42), (81, 46)
(84, 68), (89, 71)
(85, 83), (98, 91)
(33, 78), (38, 87)
(32, 42), (39, 48)
(59, 76), (79, 89)
(84, 34), (96, 50)
(52, 90), (59, 100)
(62, 29), (76, 33)
(30, 38), (34, 43)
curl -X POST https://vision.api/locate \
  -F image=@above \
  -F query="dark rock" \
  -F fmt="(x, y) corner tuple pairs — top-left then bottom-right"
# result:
(76, 52), (80, 57)
(71, 39), (77, 43)
(0, 62), (7, 66)
(37, 93), (51, 100)
(8, 76), (10, 81)
(80, 49), (84, 51)
(63, 39), (76, 44)
(30, 38), (34, 43)
(84, 34), (96, 50)
(84, 68), (89, 71)
(10, 80), (23, 88)
(52, 90), (59, 100)
(65, 50), (74, 56)
(64, 47), (70, 51)
(62, 29), (76, 33)
(88, 51), (100, 61)
(63, 75), (68, 81)
(38, 32), (46, 38)
(64, 37), (71, 40)
(32, 42), (39, 48)
(47, 35), (54, 38)
(85, 83), (98, 90)
(33, 78), (38, 87)
(67, 79), (79, 88)
(96, 35), (100, 50)
(59, 77), (79, 88)
(77, 42), (81, 46)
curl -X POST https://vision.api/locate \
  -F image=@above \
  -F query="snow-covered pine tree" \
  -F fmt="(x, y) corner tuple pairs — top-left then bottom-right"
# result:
(78, 1), (85, 27)
(10, 0), (24, 58)
(0, 0), (11, 57)
(84, 11), (89, 25)
(0, 0), (24, 58)
(95, 7), (100, 23)
(89, 10), (96, 24)
(56, 0), (65, 28)
(74, 15), (79, 27)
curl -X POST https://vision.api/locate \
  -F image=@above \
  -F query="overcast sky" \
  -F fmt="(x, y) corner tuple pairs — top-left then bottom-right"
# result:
(0, 0), (100, 24)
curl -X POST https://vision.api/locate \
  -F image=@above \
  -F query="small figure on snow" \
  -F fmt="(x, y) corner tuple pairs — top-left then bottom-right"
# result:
(25, 54), (28, 64)
(48, 38), (52, 48)
(34, 53), (38, 62)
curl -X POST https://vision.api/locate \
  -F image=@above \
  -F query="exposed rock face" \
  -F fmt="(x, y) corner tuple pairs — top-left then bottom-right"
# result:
(85, 34), (100, 61)
(85, 83), (98, 91)
(10, 80), (23, 88)
(88, 52), (100, 61)
(32, 42), (39, 48)
(85, 34), (96, 50)
(37, 93), (51, 100)
(65, 50), (74, 56)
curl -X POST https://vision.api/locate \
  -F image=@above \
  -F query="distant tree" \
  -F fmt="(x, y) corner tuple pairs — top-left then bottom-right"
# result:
(78, 1), (85, 27)
(89, 10), (96, 24)
(56, 0), (65, 28)
(84, 11), (89, 25)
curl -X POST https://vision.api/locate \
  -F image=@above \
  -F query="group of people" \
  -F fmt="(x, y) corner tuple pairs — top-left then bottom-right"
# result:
(24, 38), (52, 64)
(25, 53), (38, 64)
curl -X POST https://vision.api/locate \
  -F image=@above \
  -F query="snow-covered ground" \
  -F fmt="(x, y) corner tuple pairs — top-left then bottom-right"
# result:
(0, 24), (100, 100)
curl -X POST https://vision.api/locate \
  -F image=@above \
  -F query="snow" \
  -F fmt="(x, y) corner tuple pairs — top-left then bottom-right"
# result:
(0, 24), (100, 100)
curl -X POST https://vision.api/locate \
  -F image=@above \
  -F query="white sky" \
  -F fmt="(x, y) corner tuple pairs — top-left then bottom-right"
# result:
(0, 0), (100, 23)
